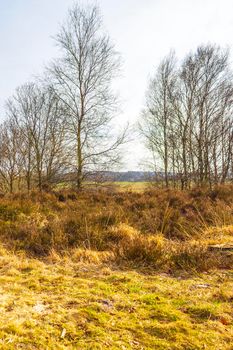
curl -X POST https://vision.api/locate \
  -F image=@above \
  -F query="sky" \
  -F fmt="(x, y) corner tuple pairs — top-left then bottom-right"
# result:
(1, 0), (233, 170)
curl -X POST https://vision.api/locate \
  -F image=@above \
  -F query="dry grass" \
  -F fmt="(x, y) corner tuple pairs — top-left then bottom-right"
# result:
(0, 186), (233, 348)
(0, 248), (232, 349)
(0, 185), (232, 271)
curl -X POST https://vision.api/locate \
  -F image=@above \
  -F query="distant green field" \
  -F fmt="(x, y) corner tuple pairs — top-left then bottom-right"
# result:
(55, 181), (150, 192)
(114, 181), (149, 192)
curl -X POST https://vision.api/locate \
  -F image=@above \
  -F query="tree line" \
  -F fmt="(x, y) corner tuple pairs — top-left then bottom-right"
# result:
(0, 2), (232, 192)
(140, 47), (233, 189)
(0, 4), (126, 192)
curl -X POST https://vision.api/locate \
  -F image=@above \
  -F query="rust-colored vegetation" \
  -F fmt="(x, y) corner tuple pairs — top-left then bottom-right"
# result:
(0, 185), (232, 272)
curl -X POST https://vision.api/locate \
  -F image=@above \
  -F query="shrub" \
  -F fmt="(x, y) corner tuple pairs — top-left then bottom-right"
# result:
(105, 223), (138, 245)
(0, 186), (231, 272)
(113, 227), (168, 268)
(171, 241), (221, 271)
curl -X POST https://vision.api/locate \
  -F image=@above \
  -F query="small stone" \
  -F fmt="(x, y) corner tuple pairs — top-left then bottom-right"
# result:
(61, 328), (66, 338)
(33, 302), (46, 313)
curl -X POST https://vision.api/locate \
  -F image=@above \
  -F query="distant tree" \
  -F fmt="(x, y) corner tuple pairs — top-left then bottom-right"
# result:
(179, 45), (233, 187)
(140, 45), (233, 188)
(7, 83), (66, 191)
(0, 118), (22, 193)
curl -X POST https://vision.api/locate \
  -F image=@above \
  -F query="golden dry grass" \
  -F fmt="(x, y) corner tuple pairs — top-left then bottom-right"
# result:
(0, 186), (232, 270)
(0, 247), (232, 349)
(0, 186), (232, 348)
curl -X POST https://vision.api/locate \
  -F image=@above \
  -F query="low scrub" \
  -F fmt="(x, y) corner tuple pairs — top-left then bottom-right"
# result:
(0, 186), (232, 272)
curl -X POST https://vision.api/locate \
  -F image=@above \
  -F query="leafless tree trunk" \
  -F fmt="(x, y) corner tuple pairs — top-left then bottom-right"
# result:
(139, 52), (176, 188)
(0, 119), (22, 193)
(47, 3), (126, 189)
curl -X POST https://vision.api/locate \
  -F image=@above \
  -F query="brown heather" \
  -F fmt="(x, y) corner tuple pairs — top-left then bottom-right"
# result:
(0, 184), (232, 272)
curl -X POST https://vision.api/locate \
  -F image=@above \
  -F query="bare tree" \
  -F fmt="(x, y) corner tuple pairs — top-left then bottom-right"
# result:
(7, 83), (66, 191)
(140, 45), (233, 189)
(0, 118), (22, 193)
(180, 45), (233, 187)
(48, 3), (126, 189)
(139, 52), (176, 188)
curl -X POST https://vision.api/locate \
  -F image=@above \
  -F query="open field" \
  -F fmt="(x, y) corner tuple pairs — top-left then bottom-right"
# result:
(1, 1), (233, 348)
(114, 182), (149, 192)
(55, 182), (149, 193)
(0, 186), (232, 349)
(0, 250), (232, 349)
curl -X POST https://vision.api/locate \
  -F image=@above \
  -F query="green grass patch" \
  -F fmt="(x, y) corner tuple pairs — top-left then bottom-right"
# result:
(0, 251), (232, 349)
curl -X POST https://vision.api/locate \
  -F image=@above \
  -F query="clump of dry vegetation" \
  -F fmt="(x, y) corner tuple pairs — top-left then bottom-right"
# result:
(0, 185), (232, 349)
(0, 185), (232, 272)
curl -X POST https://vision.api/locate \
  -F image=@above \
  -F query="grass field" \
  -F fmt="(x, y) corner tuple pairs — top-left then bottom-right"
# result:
(56, 181), (149, 193)
(113, 182), (149, 192)
(0, 186), (232, 349)
(0, 249), (232, 349)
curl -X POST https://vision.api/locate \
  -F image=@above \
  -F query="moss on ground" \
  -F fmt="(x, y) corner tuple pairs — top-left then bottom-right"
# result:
(0, 250), (232, 349)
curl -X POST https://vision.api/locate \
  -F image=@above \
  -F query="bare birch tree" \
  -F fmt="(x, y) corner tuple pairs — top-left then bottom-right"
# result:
(48, 3), (126, 189)
(139, 52), (176, 187)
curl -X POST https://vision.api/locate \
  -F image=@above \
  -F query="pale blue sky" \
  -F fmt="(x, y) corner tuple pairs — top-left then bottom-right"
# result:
(1, 0), (233, 169)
